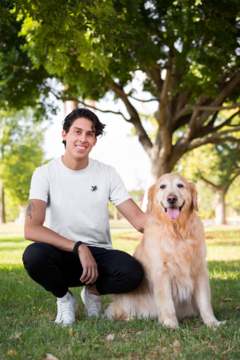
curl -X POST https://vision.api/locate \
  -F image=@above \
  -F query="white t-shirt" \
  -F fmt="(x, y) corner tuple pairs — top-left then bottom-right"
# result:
(29, 157), (130, 249)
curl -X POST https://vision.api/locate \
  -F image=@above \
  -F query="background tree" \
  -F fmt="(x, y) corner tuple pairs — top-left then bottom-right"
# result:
(0, 109), (46, 222)
(178, 143), (240, 225)
(11, 0), (240, 183)
(226, 176), (240, 225)
(0, 0), (59, 120)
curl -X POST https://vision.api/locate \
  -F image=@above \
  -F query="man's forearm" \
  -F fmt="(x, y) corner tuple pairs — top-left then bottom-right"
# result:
(24, 224), (76, 252)
(116, 199), (148, 233)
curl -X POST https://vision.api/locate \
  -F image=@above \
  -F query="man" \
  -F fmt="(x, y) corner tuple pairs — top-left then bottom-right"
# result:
(23, 107), (147, 326)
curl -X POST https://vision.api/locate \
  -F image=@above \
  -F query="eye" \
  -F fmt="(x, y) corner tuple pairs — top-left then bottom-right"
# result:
(177, 184), (184, 188)
(159, 184), (166, 189)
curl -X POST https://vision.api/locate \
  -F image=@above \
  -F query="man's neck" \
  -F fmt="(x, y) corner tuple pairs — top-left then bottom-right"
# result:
(61, 153), (89, 171)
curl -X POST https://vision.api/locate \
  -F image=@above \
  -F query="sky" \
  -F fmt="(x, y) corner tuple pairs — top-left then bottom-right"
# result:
(44, 74), (158, 191)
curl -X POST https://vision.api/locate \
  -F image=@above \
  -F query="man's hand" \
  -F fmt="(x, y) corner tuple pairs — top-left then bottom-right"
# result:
(78, 244), (98, 285)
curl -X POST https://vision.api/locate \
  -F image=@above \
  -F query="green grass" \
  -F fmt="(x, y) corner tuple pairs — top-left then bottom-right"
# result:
(0, 229), (240, 359)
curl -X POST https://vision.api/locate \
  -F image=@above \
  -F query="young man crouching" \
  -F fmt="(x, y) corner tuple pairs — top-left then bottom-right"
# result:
(23, 108), (146, 326)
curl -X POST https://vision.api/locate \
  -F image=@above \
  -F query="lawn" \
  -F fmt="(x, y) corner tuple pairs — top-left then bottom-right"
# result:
(0, 226), (240, 359)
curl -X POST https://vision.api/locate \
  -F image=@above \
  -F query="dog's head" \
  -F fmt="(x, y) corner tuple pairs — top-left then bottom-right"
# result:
(146, 173), (198, 220)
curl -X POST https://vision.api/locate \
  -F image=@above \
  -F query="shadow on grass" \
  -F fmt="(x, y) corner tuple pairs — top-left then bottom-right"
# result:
(0, 236), (26, 243)
(206, 231), (240, 239)
(0, 246), (29, 252)
(0, 237), (29, 253)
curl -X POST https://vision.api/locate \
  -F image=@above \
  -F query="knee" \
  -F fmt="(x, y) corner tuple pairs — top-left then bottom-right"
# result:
(121, 258), (144, 292)
(22, 242), (52, 275)
(129, 258), (144, 286)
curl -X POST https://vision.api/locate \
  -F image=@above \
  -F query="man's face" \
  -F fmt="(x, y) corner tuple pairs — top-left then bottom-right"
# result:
(62, 117), (97, 160)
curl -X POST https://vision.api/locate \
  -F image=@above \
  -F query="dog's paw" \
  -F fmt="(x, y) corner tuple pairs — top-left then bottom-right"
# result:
(162, 319), (179, 329)
(206, 320), (221, 327)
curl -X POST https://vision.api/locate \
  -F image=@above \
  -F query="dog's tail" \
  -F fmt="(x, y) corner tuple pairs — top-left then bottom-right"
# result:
(104, 295), (129, 320)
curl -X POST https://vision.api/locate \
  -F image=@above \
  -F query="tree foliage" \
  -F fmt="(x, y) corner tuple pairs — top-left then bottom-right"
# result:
(2, 0), (240, 181)
(0, 1), (58, 119)
(177, 141), (240, 223)
(0, 109), (46, 207)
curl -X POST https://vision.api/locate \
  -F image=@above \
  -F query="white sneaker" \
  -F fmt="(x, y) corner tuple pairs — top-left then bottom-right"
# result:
(55, 292), (78, 326)
(81, 286), (103, 317)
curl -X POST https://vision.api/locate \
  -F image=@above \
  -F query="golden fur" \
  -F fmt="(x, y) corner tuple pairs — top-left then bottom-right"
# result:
(105, 173), (221, 328)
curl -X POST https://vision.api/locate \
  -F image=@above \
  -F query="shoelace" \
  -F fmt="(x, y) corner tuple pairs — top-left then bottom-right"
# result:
(88, 301), (101, 316)
(58, 300), (73, 320)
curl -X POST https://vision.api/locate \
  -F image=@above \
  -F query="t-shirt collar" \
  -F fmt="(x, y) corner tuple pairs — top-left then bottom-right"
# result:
(58, 156), (92, 175)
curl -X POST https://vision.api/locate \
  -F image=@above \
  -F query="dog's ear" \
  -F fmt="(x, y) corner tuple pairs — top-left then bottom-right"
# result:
(189, 182), (198, 211)
(146, 185), (155, 215)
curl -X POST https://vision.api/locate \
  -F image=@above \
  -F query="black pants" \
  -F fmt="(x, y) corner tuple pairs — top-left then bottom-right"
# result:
(22, 242), (144, 298)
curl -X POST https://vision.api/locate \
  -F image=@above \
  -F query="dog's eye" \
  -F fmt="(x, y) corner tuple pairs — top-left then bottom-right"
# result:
(159, 184), (166, 189)
(177, 184), (184, 188)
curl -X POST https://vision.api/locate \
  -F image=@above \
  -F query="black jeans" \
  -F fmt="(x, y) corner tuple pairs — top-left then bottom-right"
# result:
(22, 242), (144, 298)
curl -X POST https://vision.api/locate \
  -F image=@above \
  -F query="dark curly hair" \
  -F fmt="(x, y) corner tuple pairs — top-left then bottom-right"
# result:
(62, 107), (106, 148)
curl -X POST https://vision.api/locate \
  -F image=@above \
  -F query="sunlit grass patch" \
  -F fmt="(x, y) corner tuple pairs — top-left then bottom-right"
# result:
(0, 230), (240, 359)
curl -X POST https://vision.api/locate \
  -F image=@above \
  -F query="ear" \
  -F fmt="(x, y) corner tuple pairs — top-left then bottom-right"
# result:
(188, 182), (198, 211)
(62, 130), (67, 141)
(146, 185), (156, 215)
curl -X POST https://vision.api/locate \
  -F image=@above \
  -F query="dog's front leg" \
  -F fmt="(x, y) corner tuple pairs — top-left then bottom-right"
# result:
(152, 275), (178, 328)
(194, 271), (220, 326)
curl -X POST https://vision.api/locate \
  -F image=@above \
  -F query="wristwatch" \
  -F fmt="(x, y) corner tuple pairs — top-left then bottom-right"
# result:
(73, 241), (83, 255)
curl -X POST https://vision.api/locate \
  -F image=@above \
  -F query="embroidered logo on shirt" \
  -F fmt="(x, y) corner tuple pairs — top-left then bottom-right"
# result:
(91, 186), (98, 192)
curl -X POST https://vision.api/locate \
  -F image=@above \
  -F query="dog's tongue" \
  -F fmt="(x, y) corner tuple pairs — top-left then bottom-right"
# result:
(167, 208), (180, 219)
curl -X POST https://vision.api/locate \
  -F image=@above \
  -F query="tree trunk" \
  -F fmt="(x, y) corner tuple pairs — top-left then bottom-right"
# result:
(215, 189), (227, 225)
(19, 204), (25, 223)
(233, 208), (238, 226)
(149, 153), (181, 185)
(142, 157), (176, 211)
(1, 186), (6, 224)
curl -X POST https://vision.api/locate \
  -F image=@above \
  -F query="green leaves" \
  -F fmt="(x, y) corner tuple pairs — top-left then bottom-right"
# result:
(0, 108), (46, 206)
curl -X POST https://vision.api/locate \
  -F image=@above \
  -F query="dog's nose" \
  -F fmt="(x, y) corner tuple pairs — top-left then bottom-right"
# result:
(167, 195), (178, 204)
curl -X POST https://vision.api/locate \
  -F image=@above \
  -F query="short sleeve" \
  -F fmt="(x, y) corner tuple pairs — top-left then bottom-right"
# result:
(109, 167), (131, 206)
(29, 167), (49, 203)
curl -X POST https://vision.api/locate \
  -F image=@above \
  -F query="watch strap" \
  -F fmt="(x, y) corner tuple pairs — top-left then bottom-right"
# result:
(73, 241), (83, 255)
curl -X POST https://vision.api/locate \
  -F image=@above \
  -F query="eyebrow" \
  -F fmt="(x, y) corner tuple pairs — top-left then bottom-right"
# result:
(73, 127), (95, 133)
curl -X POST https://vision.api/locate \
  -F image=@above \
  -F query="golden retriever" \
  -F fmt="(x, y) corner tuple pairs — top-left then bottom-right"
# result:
(105, 173), (221, 328)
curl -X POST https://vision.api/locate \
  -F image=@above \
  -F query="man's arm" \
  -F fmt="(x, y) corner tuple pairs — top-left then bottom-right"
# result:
(24, 199), (98, 285)
(116, 199), (147, 233)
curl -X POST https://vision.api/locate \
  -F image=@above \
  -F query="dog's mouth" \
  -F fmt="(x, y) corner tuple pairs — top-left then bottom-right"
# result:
(161, 201), (185, 220)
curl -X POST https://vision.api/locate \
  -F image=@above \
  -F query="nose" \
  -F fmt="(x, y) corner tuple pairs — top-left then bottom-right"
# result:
(167, 195), (178, 205)
(80, 133), (87, 142)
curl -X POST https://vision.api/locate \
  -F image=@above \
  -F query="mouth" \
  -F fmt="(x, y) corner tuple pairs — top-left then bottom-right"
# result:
(76, 145), (87, 151)
(161, 201), (185, 220)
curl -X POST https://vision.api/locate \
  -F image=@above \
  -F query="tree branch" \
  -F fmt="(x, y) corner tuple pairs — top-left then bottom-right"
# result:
(188, 129), (240, 151)
(129, 95), (159, 103)
(107, 82), (153, 156)
(46, 86), (130, 121)
(0, 25), (19, 38)
(197, 73), (240, 127)
(200, 175), (223, 191)
(173, 101), (240, 123)
(199, 109), (240, 137)
(145, 67), (163, 93)
(173, 94), (206, 151)
(105, 83), (159, 102)
(156, 50), (173, 158)
(226, 171), (240, 192)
